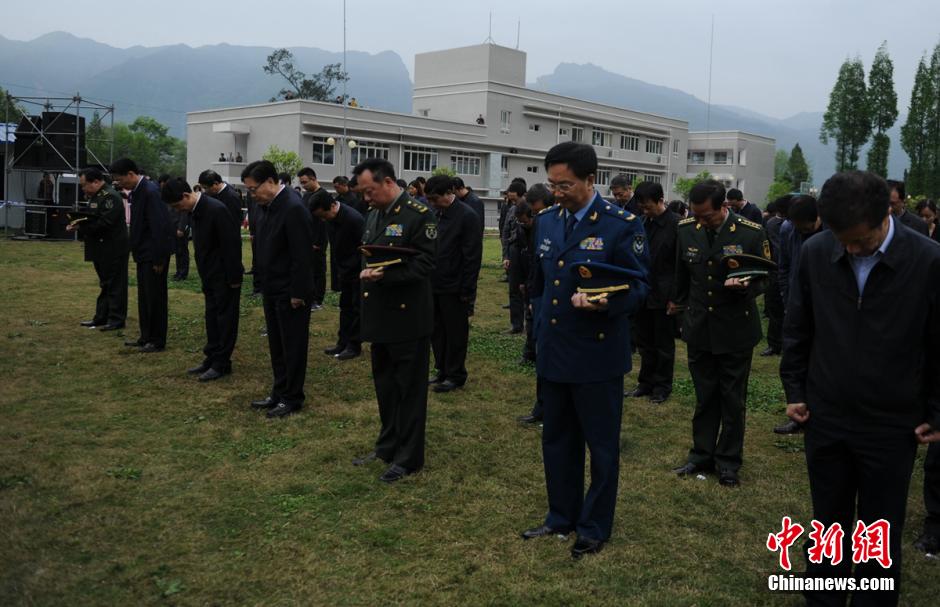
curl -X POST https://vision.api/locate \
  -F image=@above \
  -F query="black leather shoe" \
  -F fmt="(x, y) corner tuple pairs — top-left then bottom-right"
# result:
(760, 347), (780, 357)
(773, 419), (803, 434)
(649, 393), (669, 404)
(139, 342), (164, 353)
(198, 368), (223, 382)
(352, 451), (380, 466)
(124, 338), (144, 347)
(521, 525), (572, 540)
(99, 323), (124, 331)
(516, 414), (543, 425)
(428, 374), (445, 385)
(718, 469), (740, 487)
(673, 462), (712, 477)
(266, 402), (300, 419)
(571, 536), (605, 559)
(334, 347), (361, 361)
(432, 380), (461, 393)
(250, 396), (277, 409)
(627, 386), (652, 398)
(504, 327), (522, 334)
(324, 344), (344, 356)
(187, 362), (210, 375)
(80, 320), (103, 327)
(914, 532), (940, 555)
(379, 464), (414, 483)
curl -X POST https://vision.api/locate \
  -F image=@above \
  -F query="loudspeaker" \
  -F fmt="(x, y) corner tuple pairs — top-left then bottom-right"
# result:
(45, 207), (71, 239)
(58, 181), (78, 206)
(12, 115), (43, 169)
(41, 112), (86, 171)
(24, 209), (47, 236)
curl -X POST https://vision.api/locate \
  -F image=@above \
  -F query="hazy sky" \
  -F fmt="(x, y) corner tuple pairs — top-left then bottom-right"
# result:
(4, 0), (939, 119)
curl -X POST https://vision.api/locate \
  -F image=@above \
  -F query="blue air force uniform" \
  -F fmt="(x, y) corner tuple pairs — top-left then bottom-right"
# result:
(531, 192), (649, 541)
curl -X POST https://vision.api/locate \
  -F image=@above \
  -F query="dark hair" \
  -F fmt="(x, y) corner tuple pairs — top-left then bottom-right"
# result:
(241, 160), (278, 184)
(507, 181), (526, 196)
(634, 181), (664, 204)
(396, 179), (408, 189)
(915, 199), (937, 215)
(544, 142), (597, 180)
(514, 200), (533, 218)
(110, 157), (140, 176)
(332, 175), (349, 185)
(610, 174), (633, 189)
(409, 179), (426, 195)
(689, 179), (726, 210)
(451, 176), (466, 190)
(774, 194), (794, 219)
(510, 177), (527, 189)
(886, 179), (905, 201)
(353, 157), (397, 183)
(726, 188), (744, 202)
(818, 171), (889, 232)
(415, 176), (427, 185)
(308, 192), (336, 213)
(278, 172), (292, 185)
(198, 169), (223, 187)
(79, 167), (105, 182)
(348, 176), (358, 188)
(424, 175), (454, 197)
(525, 183), (554, 206)
(160, 177), (192, 204)
(297, 167), (317, 180)
(157, 174), (171, 186)
(666, 200), (688, 217)
(788, 195), (818, 224)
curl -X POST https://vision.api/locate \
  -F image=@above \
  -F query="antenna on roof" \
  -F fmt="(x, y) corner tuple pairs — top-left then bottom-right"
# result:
(484, 11), (495, 44)
(516, 19), (520, 49)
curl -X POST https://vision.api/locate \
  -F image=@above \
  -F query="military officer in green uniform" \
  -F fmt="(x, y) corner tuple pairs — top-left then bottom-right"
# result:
(350, 158), (437, 483)
(68, 167), (129, 331)
(669, 179), (771, 487)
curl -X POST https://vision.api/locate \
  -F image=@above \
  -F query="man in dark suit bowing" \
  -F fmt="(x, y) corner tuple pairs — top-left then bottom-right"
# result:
(111, 158), (174, 353)
(241, 160), (316, 418)
(198, 169), (246, 228)
(161, 178), (244, 381)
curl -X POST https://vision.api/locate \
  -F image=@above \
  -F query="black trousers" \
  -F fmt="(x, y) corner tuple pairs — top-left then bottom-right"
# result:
(529, 375), (545, 419)
(336, 280), (361, 351)
(686, 347), (752, 472)
(174, 234), (189, 278)
(764, 270), (784, 351)
(262, 295), (312, 407)
(633, 307), (676, 396)
(508, 271), (524, 331)
(312, 249), (327, 304)
(431, 293), (469, 385)
(522, 294), (536, 361)
(371, 337), (430, 471)
(250, 237), (262, 294)
(92, 252), (128, 325)
(541, 376), (624, 541)
(924, 442), (940, 536)
(803, 419), (916, 607)
(136, 261), (168, 348)
(202, 281), (241, 371)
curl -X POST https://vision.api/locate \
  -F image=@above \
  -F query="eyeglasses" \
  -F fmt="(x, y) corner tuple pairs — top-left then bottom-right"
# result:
(544, 181), (576, 192)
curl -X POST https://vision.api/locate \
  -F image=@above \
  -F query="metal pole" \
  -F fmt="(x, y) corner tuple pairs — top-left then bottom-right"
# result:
(3, 100), (9, 238)
(705, 14), (714, 155)
(342, 0), (347, 170)
(109, 105), (115, 168)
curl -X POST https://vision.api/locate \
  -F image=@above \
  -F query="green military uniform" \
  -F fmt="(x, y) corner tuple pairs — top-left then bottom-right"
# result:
(360, 190), (437, 472)
(673, 210), (770, 475)
(77, 184), (129, 327)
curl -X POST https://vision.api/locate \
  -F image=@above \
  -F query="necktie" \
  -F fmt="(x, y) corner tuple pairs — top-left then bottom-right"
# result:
(565, 213), (577, 239)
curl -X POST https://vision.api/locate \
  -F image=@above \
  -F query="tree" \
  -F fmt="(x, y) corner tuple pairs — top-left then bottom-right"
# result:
(431, 166), (456, 178)
(86, 115), (186, 177)
(774, 149), (790, 182)
(0, 87), (24, 123)
(820, 57), (871, 171)
(673, 170), (712, 201)
(927, 42), (940, 197)
(766, 180), (795, 204)
(786, 143), (810, 190)
(865, 42), (899, 177)
(263, 49), (349, 102)
(901, 55), (933, 196)
(262, 145), (303, 176)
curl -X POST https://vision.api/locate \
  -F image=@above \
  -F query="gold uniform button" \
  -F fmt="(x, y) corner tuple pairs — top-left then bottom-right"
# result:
(552, 298), (558, 305)
(550, 318), (557, 325)
(557, 260), (565, 268)
(708, 306), (714, 312)
(553, 279), (560, 287)
(363, 292), (369, 298)
(708, 291), (713, 296)
(708, 261), (713, 266)
(400, 303), (406, 310)
(598, 333), (605, 340)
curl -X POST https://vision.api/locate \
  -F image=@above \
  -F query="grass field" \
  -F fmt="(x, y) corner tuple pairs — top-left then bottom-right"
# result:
(0, 236), (937, 606)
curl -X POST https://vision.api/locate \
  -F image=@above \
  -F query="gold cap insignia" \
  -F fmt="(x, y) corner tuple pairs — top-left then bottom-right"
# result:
(578, 266), (592, 279)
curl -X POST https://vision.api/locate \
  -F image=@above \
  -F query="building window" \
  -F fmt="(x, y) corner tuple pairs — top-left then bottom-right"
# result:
(451, 151), (481, 176)
(671, 172), (678, 184)
(528, 123), (541, 132)
(311, 136), (334, 165)
(349, 140), (389, 166)
(642, 174), (662, 184)
(672, 139), (680, 157)
(559, 128), (569, 136)
(500, 155), (509, 177)
(403, 146), (438, 172)
(688, 151), (705, 165)
(622, 171), (638, 185)
(500, 110), (511, 133)
(713, 151), (729, 165)
(591, 128), (613, 148)
(571, 125), (584, 142)
(595, 167), (612, 186)
(620, 132), (639, 151)
(738, 149), (747, 166)
(418, 109), (430, 117)
(646, 138), (664, 155)
(526, 165), (539, 174)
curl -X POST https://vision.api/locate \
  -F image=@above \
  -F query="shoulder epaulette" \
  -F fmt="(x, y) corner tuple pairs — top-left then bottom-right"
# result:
(537, 204), (557, 216)
(678, 217), (697, 226)
(599, 202), (636, 222)
(737, 217), (763, 230)
(404, 199), (428, 214)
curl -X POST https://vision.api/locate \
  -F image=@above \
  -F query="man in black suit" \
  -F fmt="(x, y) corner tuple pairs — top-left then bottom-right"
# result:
(610, 174), (640, 215)
(198, 169), (246, 227)
(452, 177), (485, 236)
(781, 171), (940, 606)
(425, 175), (482, 393)
(332, 175), (368, 216)
(626, 181), (678, 404)
(158, 174), (190, 281)
(298, 168), (330, 310)
(726, 188), (764, 224)
(111, 158), (174, 353)
(161, 178), (243, 381)
(242, 161), (315, 418)
(887, 179), (928, 236)
(310, 193), (365, 360)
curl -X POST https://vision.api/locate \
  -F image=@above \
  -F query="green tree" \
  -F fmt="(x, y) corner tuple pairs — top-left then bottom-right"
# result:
(820, 57), (871, 171)
(927, 42), (940, 197)
(431, 166), (456, 178)
(87, 115), (186, 177)
(673, 170), (712, 201)
(0, 87), (24, 122)
(766, 180), (795, 204)
(901, 55), (933, 196)
(774, 149), (790, 182)
(263, 49), (349, 102)
(262, 145), (303, 176)
(865, 42), (899, 177)
(786, 143), (811, 189)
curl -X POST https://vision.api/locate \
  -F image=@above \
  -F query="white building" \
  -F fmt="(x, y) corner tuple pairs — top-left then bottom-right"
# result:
(686, 131), (776, 204)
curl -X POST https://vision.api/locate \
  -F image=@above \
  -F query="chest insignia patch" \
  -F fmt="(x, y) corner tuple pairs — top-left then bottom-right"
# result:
(633, 233), (646, 255)
(425, 224), (437, 240)
(89, 202), (98, 209)
(579, 237), (604, 251)
(385, 224), (404, 237)
(722, 244), (744, 256)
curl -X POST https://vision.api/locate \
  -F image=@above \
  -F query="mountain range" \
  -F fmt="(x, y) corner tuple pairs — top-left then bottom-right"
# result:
(0, 32), (910, 188)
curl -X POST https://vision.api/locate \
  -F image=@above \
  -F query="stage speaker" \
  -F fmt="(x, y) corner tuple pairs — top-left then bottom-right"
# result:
(12, 115), (43, 169)
(45, 207), (71, 239)
(41, 112), (86, 171)
(58, 182), (78, 206)
(24, 209), (47, 236)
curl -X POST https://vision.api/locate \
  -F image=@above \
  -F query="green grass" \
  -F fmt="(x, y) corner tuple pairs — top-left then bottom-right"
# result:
(0, 237), (936, 606)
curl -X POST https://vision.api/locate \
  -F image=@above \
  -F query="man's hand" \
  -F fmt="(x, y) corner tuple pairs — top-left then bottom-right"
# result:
(787, 403), (809, 424)
(724, 276), (751, 290)
(519, 284), (527, 295)
(290, 297), (305, 309)
(666, 301), (679, 316)
(153, 263), (165, 275)
(66, 223), (76, 233)
(502, 259), (511, 271)
(359, 267), (385, 282)
(176, 229), (184, 238)
(915, 423), (940, 444)
(571, 292), (607, 311)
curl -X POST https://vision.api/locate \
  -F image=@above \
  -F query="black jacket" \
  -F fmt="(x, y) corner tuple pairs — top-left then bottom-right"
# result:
(328, 203), (365, 284)
(337, 190), (368, 217)
(128, 177), (174, 264)
(431, 200), (482, 298)
(79, 184), (128, 263)
(255, 186), (315, 300)
(780, 218), (940, 432)
(191, 194), (244, 287)
(214, 183), (245, 227)
(642, 210), (679, 309)
(737, 201), (764, 225)
(304, 188), (332, 250)
(897, 209), (929, 236)
(459, 190), (486, 236)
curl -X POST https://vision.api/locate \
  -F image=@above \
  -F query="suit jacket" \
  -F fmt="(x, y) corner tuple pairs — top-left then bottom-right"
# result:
(128, 177), (174, 264)
(303, 187), (332, 251)
(459, 190), (486, 236)
(328, 203), (365, 284)
(255, 186), (315, 300)
(898, 209), (929, 236)
(642, 209), (679, 309)
(337, 190), (368, 216)
(738, 201), (764, 225)
(430, 200), (482, 298)
(214, 183), (245, 227)
(191, 193), (244, 287)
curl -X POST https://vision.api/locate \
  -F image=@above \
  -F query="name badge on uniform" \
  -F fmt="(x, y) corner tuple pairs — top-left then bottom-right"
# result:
(89, 202), (98, 209)
(385, 224), (404, 237)
(539, 238), (552, 253)
(722, 244), (744, 256)
(579, 237), (604, 251)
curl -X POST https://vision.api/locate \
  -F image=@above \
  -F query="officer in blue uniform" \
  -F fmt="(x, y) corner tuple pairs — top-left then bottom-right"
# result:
(520, 142), (649, 559)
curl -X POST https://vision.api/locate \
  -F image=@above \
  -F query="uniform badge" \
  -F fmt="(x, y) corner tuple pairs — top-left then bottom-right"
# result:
(763, 240), (772, 259)
(579, 237), (604, 251)
(687, 246), (699, 253)
(578, 266), (592, 279)
(539, 238), (552, 253)
(727, 259), (740, 269)
(385, 224), (404, 237)
(722, 245), (744, 256)
(632, 233), (645, 255)
(730, 223), (737, 233)
(89, 202), (98, 209)
(425, 224), (437, 240)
